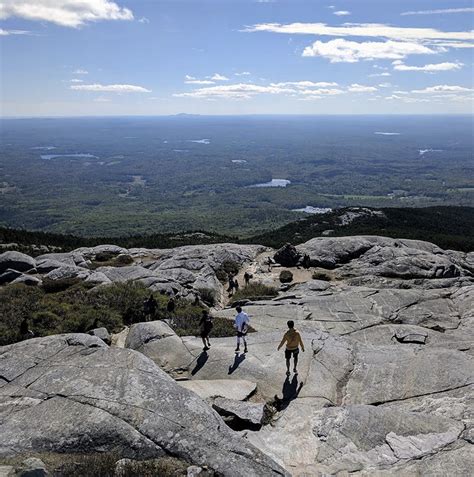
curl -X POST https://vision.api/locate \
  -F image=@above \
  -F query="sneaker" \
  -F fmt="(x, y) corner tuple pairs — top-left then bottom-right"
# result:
(244, 347), (248, 353)
(286, 371), (291, 376)
(294, 369), (298, 374)
(235, 346), (240, 352)
(203, 346), (209, 351)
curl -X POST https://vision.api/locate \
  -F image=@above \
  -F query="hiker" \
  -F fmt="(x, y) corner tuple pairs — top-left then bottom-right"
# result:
(199, 310), (213, 351)
(167, 296), (176, 316)
(227, 275), (236, 296)
(267, 256), (272, 272)
(302, 254), (311, 269)
(244, 271), (252, 286)
(234, 279), (239, 292)
(234, 306), (249, 353)
(144, 294), (157, 321)
(277, 320), (305, 375)
(19, 318), (34, 341)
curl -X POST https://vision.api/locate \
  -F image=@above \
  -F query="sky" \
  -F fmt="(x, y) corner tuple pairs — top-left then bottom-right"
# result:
(0, 0), (473, 116)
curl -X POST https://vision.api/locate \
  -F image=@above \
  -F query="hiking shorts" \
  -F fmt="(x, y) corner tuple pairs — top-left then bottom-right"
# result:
(285, 348), (299, 360)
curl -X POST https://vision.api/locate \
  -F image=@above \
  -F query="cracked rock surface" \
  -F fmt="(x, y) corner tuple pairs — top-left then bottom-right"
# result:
(0, 334), (287, 477)
(1, 236), (473, 476)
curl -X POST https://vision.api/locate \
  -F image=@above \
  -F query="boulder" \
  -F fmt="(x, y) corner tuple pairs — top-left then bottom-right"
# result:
(88, 327), (111, 345)
(178, 380), (257, 401)
(0, 269), (22, 285)
(273, 244), (301, 267)
(16, 457), (48, 477)
(125, 321), (194, 378)
(11, 275), (42, 287)
(0, 334), (287, 477)
(213, 397), (264, 429)
(0, 252), (35, 274)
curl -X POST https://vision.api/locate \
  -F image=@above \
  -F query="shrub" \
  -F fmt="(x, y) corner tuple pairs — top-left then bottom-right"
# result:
(279, 270), (293, 283)
(312, 271), (332, 281)
(171, 314), (254, 338)
(197, 287), (216, 307)
(231, 283), (278, 303)
(215, 260), (240, 283)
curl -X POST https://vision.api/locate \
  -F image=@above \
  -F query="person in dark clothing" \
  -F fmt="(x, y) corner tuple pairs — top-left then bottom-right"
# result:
(302, 254), (311, 269)
(244, 272), (252, 286)
(167, 296), (176, 315)
(234, 279), (239, 292)
(19, 318), (34, 340)
(227, 276), (236, 296)
(199, 310), (213, 350)
(144, 294), (158, 321)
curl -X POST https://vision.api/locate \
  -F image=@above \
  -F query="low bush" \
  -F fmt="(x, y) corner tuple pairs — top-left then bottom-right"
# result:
(230, 283), (278, 303)
(215, 260), (240, 283)
(197, 287), (217, 307)
(171, 314), (253, 338)
(0, 281), (210, 346)
(312, 271), (332, 281)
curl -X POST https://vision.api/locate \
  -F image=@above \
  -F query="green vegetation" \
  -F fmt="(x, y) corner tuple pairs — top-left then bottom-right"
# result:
(231, 283), (279, 304)
(0, 281), (249, 346)
(248, 206), (474, 252)
(1, 117), (472, 238)
(1, 282), (194, 346)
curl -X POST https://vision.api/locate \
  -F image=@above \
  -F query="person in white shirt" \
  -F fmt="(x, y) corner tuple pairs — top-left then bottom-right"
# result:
(234, 306), (249, 353)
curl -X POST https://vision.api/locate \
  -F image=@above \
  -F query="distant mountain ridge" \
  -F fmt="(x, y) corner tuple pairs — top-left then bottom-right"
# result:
(1, 206), (473, 255)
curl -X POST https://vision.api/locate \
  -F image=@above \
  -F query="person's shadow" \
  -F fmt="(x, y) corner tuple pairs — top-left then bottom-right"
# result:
(228, 352), (246, 375)
(274, 375), (304, 411)
(191, 351), (209, 376)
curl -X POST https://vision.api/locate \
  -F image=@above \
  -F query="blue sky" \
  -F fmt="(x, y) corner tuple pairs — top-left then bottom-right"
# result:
(1, 0), (473, 116)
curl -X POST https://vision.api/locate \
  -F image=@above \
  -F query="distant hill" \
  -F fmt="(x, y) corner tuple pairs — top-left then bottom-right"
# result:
(1, 206), (473, 255)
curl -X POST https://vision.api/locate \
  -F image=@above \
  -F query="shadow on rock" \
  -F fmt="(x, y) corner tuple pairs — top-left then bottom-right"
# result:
(191, 351), (209, 376)
(228, 353), (246, 375)
(274, 375), (303, 411)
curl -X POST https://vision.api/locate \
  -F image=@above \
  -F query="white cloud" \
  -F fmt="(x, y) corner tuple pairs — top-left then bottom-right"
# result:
(0, 27), (30, 35)
(401, 8), (474, 16)
(411, 85), (473, 94)
(235, 71), (251, 76)
(299, 88), (345, 95)
(393, 61), (464, 72)
(378, 82), (392, 88)
(70, 79), (84, 83)
(185, 80), (215, 85)
(333, 11), (350, 16)
(245, 22), (474, 43)
(368, 72), (391, 77)
(209, 73), (229, 81)
(0, 0), (134, 28)
(174, 83), (294, 100)
(70, 83), (151, 93)
(73, 69), (88, 75)
(138, 17), (149, 24)
(348, 83), (378, 92)
(270, 81), (338, 88)
(302, 38), (437, 63)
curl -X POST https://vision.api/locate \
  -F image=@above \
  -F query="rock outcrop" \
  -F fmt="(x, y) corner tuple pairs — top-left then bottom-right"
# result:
(1, 235), (473, 476)
(0, 334), (287, 476)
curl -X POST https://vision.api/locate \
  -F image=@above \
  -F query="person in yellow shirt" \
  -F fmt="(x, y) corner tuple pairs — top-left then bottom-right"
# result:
(277, 320), (305, 375)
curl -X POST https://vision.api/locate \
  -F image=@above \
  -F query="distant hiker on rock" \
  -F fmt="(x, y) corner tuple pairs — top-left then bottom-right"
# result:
(144, 294), (157, 321)
(227, 275), (236, 296)
(278, 320), (305, 375)
(234, 306), (249, 353)
(19, 318), (34, 340)
(166, 296), (176, 316)
(302, 254), (311, 269)
(244, 271), (252, 286)
(199, 310), (213, 351)
(234, 279), (239, 293)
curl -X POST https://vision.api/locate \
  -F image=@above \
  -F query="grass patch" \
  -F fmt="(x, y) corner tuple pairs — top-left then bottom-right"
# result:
(230, 283), (278, 303)
(312, 271), (332, 281)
